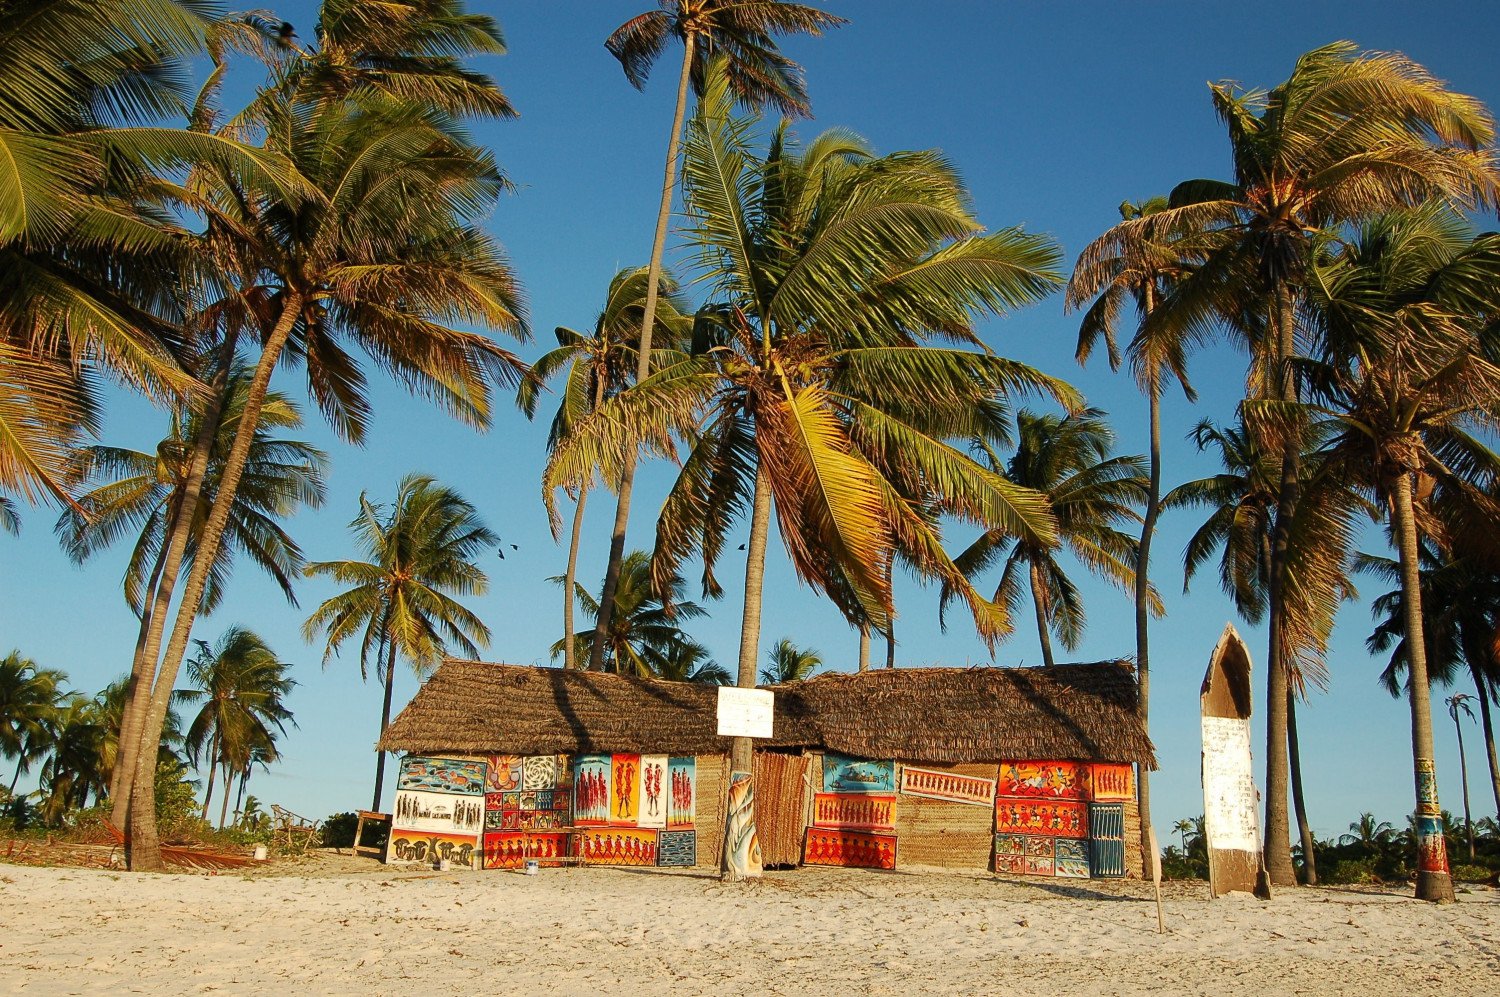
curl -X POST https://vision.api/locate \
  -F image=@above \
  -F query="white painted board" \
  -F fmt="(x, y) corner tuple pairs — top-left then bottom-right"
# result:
(716, 687), (775, 738)
(1200, 715), (1259, 852)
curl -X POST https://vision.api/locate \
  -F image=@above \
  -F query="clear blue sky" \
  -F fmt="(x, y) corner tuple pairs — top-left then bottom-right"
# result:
(4, 2), (1499, 839)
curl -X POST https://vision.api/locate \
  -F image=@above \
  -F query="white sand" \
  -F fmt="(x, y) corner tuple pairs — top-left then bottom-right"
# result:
(2, 857), (1496, 995)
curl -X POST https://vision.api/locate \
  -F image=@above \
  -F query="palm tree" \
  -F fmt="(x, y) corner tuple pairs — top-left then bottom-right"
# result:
(760, 639), (821, 685)
(520, 268), (692, 669)
(589, 0), (845, 672)
(303, 475), (496, 810)
(36, 694), (110, 823)
(1296, 208), (1500, 901)
(177, 628), (295, 829)
(1144, 41), (1499, 888)
(119, 8), (529, 869)
(1171, 817), (1196, 855)
(949, 409), (1152, 668)
(546, 70), (1072, 806)
(554, 550), (714, 679)
(1340, 813), (1395, 851)
(0, 652), (66, 794)
(1068, 194), (1204, 874)
(1445, 693), (1477, 861)
(653, 643), (732, 685)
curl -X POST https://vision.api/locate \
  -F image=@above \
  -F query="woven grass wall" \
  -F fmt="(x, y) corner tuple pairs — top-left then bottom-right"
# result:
(892, 762), (1000, 871)
(693, 754), (729, 869)
(1124, 784), (1144, 879)
(754, 751), (812, 868)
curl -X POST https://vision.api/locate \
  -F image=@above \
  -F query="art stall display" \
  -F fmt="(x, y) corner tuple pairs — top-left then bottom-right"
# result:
(822, 752), (896, 794)
(481, 762), (573, 865)
(803, 827), (897, 870)
(723, 770), (763, 879)
(609, 753), (641, 824)
(486, 755), (522, 792)
(638, 755), (668, 829)
(996, 760), (1089, 800)
(483, 831), (572, 869)
(657, 829), (697, 868)
(811, 793), (896, 832)
(667, 757), (696, 829)
(1087, 763), (1133, 802)
(581, 828), (658, 866)
(388, 756), (485, 868)
(995, 798), (1088, 838)
(898, 766), (996, 807)
(992, 757), (1138, 879)
(573, 755), (612, 825)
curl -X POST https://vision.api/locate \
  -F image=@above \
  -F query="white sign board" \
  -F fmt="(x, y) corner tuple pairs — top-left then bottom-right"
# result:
(716, 687), (775, 738)
(1201, 715), (1259, 852)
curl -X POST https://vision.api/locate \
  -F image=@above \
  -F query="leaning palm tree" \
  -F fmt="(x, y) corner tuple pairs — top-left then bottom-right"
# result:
(760, 639), (821, 685)
(1143, 41), (1500, 888)
(119, 21), (529, 869)
(1294, 207), (1500, 901)
(520, 268), (692, 669)
(546, 67), (1072, 828)
(0, 652), (66, 794)
(177, 627), (295, 828)
(948, 409), (1152, 668)
(553, 550), (713, 679)
(303, 475), (496, 810)
(1445, 694), (1477, 862)
(588, 0), (846, 672)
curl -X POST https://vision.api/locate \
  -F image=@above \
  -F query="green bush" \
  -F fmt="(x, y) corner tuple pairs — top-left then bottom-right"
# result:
(321, 811), (358, 848)
(1321, 857), (1382, 885)
(1451, 863), (1496, 883)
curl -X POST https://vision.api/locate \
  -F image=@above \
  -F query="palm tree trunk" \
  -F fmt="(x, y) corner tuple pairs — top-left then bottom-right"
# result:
(1471, 658), (1500, 815)
(112, 329), (240, 825)
(1287, 690), (1318, 884)
(200, 730), (219, 822)
(127, 294), (303, 871)
(373, 636), (399, 811)
(1262, 284), (1299, 888)
(1392, 469), (1455, 902)
(857, 627), (870, 673)
(1029, 560), (1056, 668)
(235, 767), (248, 824)
(1134, 380), (1161, 877)
(9, 766), (22, 795)
(1454, 709), (1474, 862)
(218, 762), (232, 830)
(589, 33), (698, 672)
(563, 488), (589, 671)
(725, 461), (771, 881)
(884, 560), (896, 669)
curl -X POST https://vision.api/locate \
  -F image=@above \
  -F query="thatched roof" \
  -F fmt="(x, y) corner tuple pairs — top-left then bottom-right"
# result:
(379, 659), (1154, 766)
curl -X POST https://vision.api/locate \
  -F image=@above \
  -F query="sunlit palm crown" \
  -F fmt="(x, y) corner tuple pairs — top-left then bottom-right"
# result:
(546, 66), (1075, 644)
(553, 550), (713, 678)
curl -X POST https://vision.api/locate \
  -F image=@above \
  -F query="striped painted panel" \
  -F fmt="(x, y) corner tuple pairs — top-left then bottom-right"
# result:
(1089, 802), (1125, 878)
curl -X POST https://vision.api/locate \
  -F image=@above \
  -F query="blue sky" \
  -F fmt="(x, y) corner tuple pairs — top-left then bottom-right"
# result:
(5, 2), (1499, 839)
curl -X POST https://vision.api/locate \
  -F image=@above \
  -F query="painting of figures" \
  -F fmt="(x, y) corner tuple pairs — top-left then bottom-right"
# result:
(803, 828), (897, 870)
(482, 832), (571, 870)
(995, 798), (1089, 838)
(485, 755), (522, 792)
(580, 828), (658, 866)
(573, 755), (611, 825)
(1087, 763), (1133, 801)
(667, 757), (696, 829)
(638, 755), (667, 829)
(996, 760), (1088, 800)
(610, 753), (641, 824)
(811, 793), (896, 831)
(393, 791), (484, 834)
(898, 766), (996, 807)
(397, 756), (487, 796)
(386, 830), (481, 869)
(821, 753), (895, 794)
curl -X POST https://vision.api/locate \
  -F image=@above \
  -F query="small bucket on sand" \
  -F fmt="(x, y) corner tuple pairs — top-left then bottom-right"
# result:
(253, 844), (268, 861)
(437, 858), (451, 872)
(524, 859), (539, 876)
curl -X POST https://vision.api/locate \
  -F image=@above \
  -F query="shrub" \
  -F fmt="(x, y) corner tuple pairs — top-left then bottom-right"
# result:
(321, 812), (358, 848)
(1321, 858), (1382, 885)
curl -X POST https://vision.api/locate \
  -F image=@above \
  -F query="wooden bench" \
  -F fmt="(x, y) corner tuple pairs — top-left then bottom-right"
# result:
(353, 810), (390, 859)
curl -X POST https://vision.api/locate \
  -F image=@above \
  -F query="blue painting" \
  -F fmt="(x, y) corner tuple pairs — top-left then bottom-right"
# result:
(657, 829), (697, 868)
(397, 756), (487, 796)
(573, 754), (612, 825)
(822, 752), (895, 794)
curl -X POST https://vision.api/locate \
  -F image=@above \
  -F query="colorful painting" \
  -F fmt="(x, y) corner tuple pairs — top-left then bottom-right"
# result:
(573, 754), (611, 825)
(519, 790), (554, 812)
(898, 766), (996, 807)
(723, 770), (763, 879)
(812, 792), (896, 831)
(1416, 813), (1449, 874)
(580, 828), (658, 866)
(1087, 763), (1133, 802)
(386, 829), (480, 869)
(638, 755), (668, 829)
(398, 756), (487, 796)
(993, 834), (1027, 874)
(482, 831), (571, 869)
(486, 755), (522, 792)
(609, 753), (640, 824)
(522, 755), (557, 791)
(1055, 837), (1090, 878)
(996, 760), (1088, 800)
(393, 791), (484, 834)
(667, 757), (696, 829)
(1416, 757), (1440, 816)
(822, 753), (896, 794)
(657, 829), (696, 868)
(995, 798), (1088, 838)
(803, 828), (897, 870)
(553, 754), (573, 788)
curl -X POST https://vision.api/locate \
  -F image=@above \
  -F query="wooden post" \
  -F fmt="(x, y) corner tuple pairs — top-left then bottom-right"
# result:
(1147, 826), (1164, 934)
(1200, 624), (1268, 898)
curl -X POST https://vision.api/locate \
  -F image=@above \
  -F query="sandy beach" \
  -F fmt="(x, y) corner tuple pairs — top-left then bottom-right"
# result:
(2, 855), (1496, 995)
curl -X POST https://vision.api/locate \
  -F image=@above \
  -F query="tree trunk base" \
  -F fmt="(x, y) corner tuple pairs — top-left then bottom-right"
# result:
(1415, 869), (1455, 904)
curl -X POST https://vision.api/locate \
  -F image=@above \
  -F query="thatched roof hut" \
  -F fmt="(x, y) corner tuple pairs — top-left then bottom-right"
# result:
(379, 659), (1154, 766)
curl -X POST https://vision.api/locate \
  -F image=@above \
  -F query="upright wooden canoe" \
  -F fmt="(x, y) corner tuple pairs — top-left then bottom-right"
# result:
(1200, 624), (1261, 897)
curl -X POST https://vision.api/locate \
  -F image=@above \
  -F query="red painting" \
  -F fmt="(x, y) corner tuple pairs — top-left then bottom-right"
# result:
(812, 793), (896, 831)
(609, 754), (641, 825)
(580, 828), (658, 866)
(994, 798), (1088, 838)
(997, 761), (1089, 800)
(482, 832), (572, 869)
(802, 828), (898, 870)
(1087, 763), (1133, 802)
